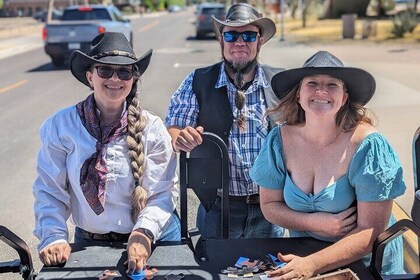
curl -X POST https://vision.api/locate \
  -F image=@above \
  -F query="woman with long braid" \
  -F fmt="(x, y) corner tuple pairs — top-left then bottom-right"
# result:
(33, 32), (180, 274)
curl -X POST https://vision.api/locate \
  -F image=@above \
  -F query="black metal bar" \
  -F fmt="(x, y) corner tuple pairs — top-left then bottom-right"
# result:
(180, 152), (188, 241)
(0, 225), (36, 279)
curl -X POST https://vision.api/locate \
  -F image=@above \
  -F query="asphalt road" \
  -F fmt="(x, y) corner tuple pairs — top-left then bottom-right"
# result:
(0, 9), (419, 280)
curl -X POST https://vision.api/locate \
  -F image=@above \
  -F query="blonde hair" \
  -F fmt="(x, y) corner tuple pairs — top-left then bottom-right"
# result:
(126, 71), (149, 223)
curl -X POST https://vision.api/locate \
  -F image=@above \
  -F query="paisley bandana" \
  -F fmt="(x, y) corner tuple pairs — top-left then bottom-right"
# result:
(76, 94), (128, 215)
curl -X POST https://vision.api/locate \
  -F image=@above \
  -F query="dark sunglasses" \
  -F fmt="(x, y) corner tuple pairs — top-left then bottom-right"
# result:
(223, 31), (259, 43)
(95, 66), (134, 81)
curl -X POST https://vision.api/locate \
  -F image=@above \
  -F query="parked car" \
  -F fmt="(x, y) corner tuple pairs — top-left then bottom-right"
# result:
(168, 4), (182, 13)
(42, 4), (132, 67)
(195, 3), (225, 39)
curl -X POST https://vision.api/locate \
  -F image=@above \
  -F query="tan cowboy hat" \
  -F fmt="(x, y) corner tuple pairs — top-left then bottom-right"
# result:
(70, 32), (152, 87)
(212, 3), (276, 44)
(271, 51), (376, 105)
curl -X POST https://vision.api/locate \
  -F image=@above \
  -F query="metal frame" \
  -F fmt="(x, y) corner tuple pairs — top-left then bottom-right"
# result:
(0, 225), (36, 280)
(179, 132), (230, 240)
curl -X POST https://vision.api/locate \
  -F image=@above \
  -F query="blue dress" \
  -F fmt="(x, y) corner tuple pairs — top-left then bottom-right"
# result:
(250, 126), (406, 275)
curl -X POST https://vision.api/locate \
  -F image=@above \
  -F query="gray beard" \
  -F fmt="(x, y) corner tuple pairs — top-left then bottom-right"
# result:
(224, 57), (259, 89)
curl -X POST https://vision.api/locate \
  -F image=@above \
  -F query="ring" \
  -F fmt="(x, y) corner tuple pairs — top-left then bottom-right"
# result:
(346, 226), (349, 232)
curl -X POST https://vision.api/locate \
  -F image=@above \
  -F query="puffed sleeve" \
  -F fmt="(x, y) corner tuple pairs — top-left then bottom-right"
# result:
(250, 126), (286, 189)
(348, 133), (406, 202)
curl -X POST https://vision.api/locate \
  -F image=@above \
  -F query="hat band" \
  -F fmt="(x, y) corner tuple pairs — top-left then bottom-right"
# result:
(225, 18), (254, 24)
(92, 50), (137, 60)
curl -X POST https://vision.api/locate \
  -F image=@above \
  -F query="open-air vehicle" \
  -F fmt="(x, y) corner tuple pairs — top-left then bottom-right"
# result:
(1, 130), (419, 279)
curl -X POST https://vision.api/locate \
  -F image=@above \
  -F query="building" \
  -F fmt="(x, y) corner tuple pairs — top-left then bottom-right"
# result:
(2, 0), (99, 17)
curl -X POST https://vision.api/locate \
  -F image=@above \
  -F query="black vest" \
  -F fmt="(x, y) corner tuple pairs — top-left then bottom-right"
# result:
(192, 62), (283, 145)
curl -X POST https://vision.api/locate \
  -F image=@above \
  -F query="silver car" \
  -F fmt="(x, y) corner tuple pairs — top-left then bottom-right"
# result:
(195, 3), (226, 39)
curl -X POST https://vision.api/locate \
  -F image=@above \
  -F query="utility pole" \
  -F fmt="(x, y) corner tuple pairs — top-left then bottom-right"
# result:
(279, 0), (285, 41)
(47, 0), (54, 23)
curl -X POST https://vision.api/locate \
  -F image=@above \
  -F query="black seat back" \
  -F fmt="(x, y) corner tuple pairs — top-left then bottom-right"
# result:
(179, 132), (230, 240)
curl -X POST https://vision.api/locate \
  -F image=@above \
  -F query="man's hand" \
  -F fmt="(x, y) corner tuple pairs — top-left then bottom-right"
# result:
(39, 242), (71, 266)
(125, 229), (152, 274)
(170, 126), (204, 152)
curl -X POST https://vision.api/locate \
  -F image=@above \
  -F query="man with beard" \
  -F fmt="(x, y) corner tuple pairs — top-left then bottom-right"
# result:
(165, 3), (284, 238)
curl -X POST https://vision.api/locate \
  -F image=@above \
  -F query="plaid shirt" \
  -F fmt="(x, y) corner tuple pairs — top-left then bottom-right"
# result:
(165, 62), (270, 196)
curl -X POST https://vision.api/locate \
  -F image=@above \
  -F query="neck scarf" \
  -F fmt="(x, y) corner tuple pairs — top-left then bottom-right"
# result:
(76, 94), (128, 215)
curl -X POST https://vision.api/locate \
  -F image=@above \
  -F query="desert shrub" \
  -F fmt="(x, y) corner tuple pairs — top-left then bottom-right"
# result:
(392, 9), (418, 37)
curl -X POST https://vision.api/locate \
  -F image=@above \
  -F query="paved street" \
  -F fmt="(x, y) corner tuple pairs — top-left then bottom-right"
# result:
(0, 10), (419, 279)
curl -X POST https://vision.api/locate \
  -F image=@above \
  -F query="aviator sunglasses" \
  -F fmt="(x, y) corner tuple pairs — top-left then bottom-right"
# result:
(95, 66), (135, 81)
(223, 31), (259, 43)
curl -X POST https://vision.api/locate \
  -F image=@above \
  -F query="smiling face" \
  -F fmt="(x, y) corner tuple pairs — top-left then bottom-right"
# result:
(298, 75), (348, 118)
(219, 25), (263, 70)
(86, 64), (134, 112)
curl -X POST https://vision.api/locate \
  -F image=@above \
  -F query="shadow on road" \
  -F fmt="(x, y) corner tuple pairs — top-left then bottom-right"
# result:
(186, 35), (217, 41)
(28, 63), (69, 72)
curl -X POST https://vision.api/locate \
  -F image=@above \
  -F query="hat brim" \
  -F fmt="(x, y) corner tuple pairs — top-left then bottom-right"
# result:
(70, 49), (153, 87)
(271, 67), (376, 105)
(212, 16), (276, 44)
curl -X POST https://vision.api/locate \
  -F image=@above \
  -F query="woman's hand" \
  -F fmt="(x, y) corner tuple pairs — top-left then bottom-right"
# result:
(311, 206), (357, 238)
(125, 229), (152, 274)
(266, 253), (315, 280)
(39, 242), (71, 266)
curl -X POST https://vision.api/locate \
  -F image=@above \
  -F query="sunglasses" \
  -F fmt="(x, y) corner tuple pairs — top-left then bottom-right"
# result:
(95, 66), (134, 81)
(223, 31), (259, 43)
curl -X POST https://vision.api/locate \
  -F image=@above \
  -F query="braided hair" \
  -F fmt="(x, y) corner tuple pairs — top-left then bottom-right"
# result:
(126, 67), (149, 223)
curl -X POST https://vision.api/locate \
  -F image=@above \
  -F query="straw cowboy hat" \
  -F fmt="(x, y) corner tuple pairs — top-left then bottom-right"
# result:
(212, 3), (276, 44)
(70, 32), (152, 87)
(271, 51), (376, 105)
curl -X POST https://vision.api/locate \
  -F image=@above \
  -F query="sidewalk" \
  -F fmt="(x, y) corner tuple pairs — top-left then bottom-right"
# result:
(0, 17), (42, 39)
(0, 17), (44, 59)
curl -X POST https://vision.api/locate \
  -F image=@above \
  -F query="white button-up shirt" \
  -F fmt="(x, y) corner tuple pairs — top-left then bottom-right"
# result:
(33, 106), (178, 251)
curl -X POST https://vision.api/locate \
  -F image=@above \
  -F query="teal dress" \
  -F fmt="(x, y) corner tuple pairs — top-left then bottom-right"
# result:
(250, 126), (406, 275)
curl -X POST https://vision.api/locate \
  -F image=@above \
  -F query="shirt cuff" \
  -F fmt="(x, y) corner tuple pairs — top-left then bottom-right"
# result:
(38, 234), (68, 252)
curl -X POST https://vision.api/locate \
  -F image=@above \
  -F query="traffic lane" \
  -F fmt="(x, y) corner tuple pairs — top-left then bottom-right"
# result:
(131, 10), (221, 118)
(0, 46), (85, 279)
(1, 9), (418, 278)
(0, 11), (214, 278)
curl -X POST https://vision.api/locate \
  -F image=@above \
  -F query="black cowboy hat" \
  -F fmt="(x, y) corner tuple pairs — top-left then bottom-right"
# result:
(70, 32), (152, 87)
(271, 51), (376, 105)
(212, 3), (276, 44)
